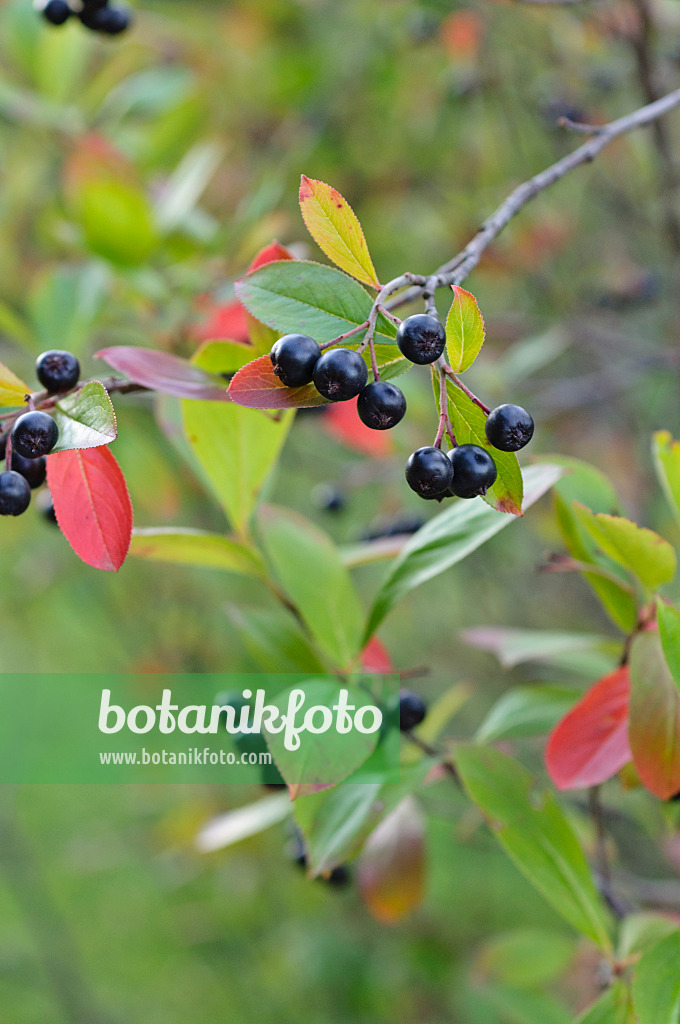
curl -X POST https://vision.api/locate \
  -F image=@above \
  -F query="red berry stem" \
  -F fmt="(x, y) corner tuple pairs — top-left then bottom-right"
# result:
(432, 363), (456, 450)
(318, 319), (370, 351)
(442, 365), (491, 416)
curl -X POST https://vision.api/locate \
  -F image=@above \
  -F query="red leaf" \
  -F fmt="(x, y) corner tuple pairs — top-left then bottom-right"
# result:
(192, 298), (251, 344)
(247, 241), (294, 274)
(96, 346), (230, 401)
(545, 667), (632, 790)
(228, 354), (328, 410)
(360, 637), (395, 673)
(323, 400), (393, 457)
(47, 447), (133, 571)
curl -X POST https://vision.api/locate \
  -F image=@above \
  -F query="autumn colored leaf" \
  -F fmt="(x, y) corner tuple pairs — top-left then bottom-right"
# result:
(545, 667), (632, 790)
(96, 346), (230, 401)
(323, 399), (393, 457)
(192, 298), (251, 344)
(445, 286), (485, 373)
(0, 360), (30, 407)
(360, 637), (395, 673)
(47, 446), (133, 572)
(629, 630), (680, 799)
(358, 797), (426, 924)
(247, 241), (295, 273)
(299, 176), (380, 288)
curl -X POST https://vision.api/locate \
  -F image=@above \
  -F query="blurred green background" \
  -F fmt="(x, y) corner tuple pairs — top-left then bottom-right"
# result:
(0, 0), (679, 1020)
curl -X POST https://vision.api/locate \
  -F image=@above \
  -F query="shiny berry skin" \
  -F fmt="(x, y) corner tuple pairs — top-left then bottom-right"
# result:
(270, 334), (321, 387)
(11, 453), (46, 490)
(312, 348), (368, 402)
(36, 350), (80, 394)
(396, 314), (446, 365)
(449, 444), (497, 498)
(485, 404), (534, 452)
(37, 0), (71, 25)
(399, 691), (427, 731)
(357, 381), (406, 430)
(10, 411), (59, 459)
(0, 472), (31, 516)
(405, 446), (453, 498)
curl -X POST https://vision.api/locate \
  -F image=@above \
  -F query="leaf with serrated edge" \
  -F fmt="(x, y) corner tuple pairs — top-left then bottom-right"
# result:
(52, 381), (117, 452)
(0, 360), (30, 407)
(299, 176), (380, 288)
(445, 286), (485, 372)
(573, 503), (676, 591)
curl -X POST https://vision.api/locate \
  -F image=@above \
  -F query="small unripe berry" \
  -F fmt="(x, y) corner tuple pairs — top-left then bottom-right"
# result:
(485, 404), (534, 452)
(0, 471), (31, 516)
(449, 444), (497, 498)
(399, 691), (427, 731)
(356, 381), (406, 430)
(11, 412), (59, 459)
(36, 0), (71, 25)
(36, 350), (80, 394)
(312, 348), (368, 402)
(11, 453), (47, 490)
(405, 446), (453, 498)
(396, 314), (446, 365)
(270, 334), (321, 388)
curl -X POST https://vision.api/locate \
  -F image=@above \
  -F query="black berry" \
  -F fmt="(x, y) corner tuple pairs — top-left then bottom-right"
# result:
(11, 453), (46, 490)
(325, 865), (351, 888)
(270, 334), (321, 388)
(405, 446), (453, 498)
(312, 484), (346, 513)
(37, 491), (58, 525)
(0, 472), (31, 516)
(312, 348), (368, 402)
(449, 444), (497, 498)
(11, 412), (59, 459)
(37, 0), (71, 25)
(357, 381), (406, 430)
(396, 314), (446, 365)
(80, 3), (132, 32)
(485, 404), (534, 452)
(399, 691), (427, 731)
(0, 434), (7, 462)
(36, 350), (80, 394)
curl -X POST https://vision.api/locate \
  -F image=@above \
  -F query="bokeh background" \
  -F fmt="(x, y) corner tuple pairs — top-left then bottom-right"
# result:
(0, 0), (679, 1020)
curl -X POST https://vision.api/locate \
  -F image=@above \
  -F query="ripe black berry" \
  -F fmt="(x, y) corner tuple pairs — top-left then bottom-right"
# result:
(312, 484), (346, 513)
(449, 444), (497, 498)
(485, 404), (534, 452)
(270, 334), (321, 387)
(357, 381), (406, 430)
(396, 314), (446, 365)
(80, 3), (132, 32)
(399, 691), (427, 731)
(0, 472), (31, 516)
(312, 348), (368, 402)
(36, 350), (80, 394)
(37, 0), (71, 25)
(405, 446), (453, 498)
(11, 453), (47, 490)
(11, 412), (59, 459)
(325, 865), (351, 888)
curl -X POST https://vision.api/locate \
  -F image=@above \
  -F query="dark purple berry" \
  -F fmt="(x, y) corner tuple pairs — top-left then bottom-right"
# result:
(357, 381), (406, 430)
(11, 412), (59, 459)
(0, 434), (7, 461)
(449, 444), (497, 498)
(312, 348), (368, 402)
(485, 404), (534, 452)
(80, 3), (132, 32)
(36, 350), (80, 394)
(405, 446), (453, 498)
(11, 453), (46, 490)
(396, 314), (446, 365)
(0, 472), (31, 516)
(270, 334), (321, 388)
(399, 691), (427, 731)
(37, 0), (71, 25)
(325, 865), (351, 888)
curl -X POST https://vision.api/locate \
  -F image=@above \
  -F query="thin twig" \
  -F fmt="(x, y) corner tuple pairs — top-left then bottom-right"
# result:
(442, 365), (491, 415)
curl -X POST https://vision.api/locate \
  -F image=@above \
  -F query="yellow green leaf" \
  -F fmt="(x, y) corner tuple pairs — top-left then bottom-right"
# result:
(652, 430), (680, 526)
(573, 504), (676, 591)
(445, 286), (485, 372)
(0, 361), (30, 407)
(298, 175), (380, 288)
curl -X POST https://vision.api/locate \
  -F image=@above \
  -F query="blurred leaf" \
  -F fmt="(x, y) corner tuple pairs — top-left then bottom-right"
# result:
(0, 360), (30, 406)
(357, 797), (425, 923)
(573, 504), (676, 591)
(545, 668), (632, 790)
(79, 178), (158, 267)
(653, 431), (680, 527)
(195, 794), (291, 853)
(455, 745), (612, 950)
(299, 176), (380, 288)
(364, 464), (563, 640)
(96, 346), (230, 401)
(462, 626), (618, 672)
(479, 987), (572, 1024)
(629, 630), (680, 800)
(414, 682), (471, 745)
(476, 928), (575, 990)
(52, 381), (117, 452)
(476, 685), (580, 743)
(129, 529), (265, 578)
(27, 264), (109, 357)
(618, 913), (679, 959)
(0, 302), (33, 350)
(226, 606), (327, 673)
(657, 600), (680, 695)
(154, 140), (223, 234)
(445, 286), (485, 373)
(576, 984), (634, 1024)
(257, 506), (363, 669)
(632, 930), (680, 1024)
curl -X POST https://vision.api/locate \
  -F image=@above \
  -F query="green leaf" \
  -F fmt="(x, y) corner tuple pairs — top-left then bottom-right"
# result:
(475, 685), (580, 743)
(476, 928), (575, 990)
(480, 986), (572, 1024)
(299, 176), (380, 288)
(80, 178), (158, 267)
(658, 600), (680, 696)
(257, 506), (364, 670)
(235, 260), (396, 345)
(225, 606), (327, 673)
(455, 745), (613, 950)
(463, 626), (619, 672)
(632, 930), (680, 1024)
(446, 381), (523, 514)
(445, 286), (485, 372)
(52, 381), (117, 451)
(653, 431), (680, 527)
(0, 360), (30, 407)
(576, 984), (634, 1024)
(128, 528), (265, 578)
(195, 793), (291, 853)
(573, 504), (676, 591)
(629, 630), (680, 799)
(618, 913), (679, 959)
(364, 463), (562, 641)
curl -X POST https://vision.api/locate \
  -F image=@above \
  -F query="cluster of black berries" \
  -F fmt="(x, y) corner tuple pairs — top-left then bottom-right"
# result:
(35, 0), (132, 34)
(0, 351), (80, 518)
(270, 334), (407, 431)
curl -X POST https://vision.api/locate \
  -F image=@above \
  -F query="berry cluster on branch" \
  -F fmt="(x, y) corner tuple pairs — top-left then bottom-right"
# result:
(35, 0), (132, 35)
